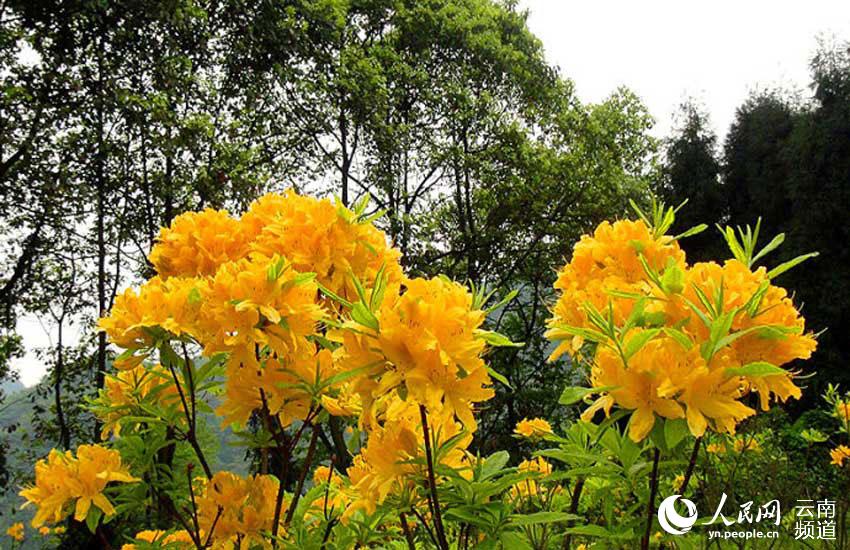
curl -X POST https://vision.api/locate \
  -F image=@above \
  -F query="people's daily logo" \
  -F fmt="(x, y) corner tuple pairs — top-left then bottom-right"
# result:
(658, 495), (698, 535)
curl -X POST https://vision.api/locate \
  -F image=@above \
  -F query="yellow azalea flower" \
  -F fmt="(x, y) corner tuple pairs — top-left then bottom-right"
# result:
(244, 191), (404, 303)
(20, 444), (139, 527)
(6, 522), (24, 541)
(149, 208), (249, 278)
(581, 338), (687, 441)
(831, 445), (850, 467)
(38, 526), (50, 536)
(98, 276), (204, 353)
(547, 215), (813, 444)
(321, 385), (363, 418)
(306, 465), (354, 521)
(122, 529), (194, 550)
(121, 530), (165, 550)
(733, 437), (761, 453)
(373, 277), (494, 430)
(194, 471), (284, 546)
(217, 347), (334, 428)
(836, 401), (850, 423)
(197, 253), (323, 359)
(330, 276), (496, 433)
(346, 398), (472, 515)
(510, 457), (553, 499)
(545, 219), (686, 360)
(706, 442), (726, 454)
(514, 418), (553, 439)
(95, 364), (180, 439)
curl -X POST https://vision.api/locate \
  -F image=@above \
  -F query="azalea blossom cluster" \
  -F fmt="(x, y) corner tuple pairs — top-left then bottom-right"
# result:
(546, 216), (817, 441)
(98, 191), (403, 433)
(19, 445), (138, 527)
(52, 190), (503, 542)
(322, 274), (500, 515)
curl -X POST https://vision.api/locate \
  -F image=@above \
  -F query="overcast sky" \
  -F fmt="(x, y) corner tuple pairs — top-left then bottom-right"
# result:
(520, 0), (850, 138)
(10, 1), (850, 387)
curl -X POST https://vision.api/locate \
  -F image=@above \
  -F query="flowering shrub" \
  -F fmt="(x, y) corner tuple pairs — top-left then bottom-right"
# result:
(11, 194), (818, 548)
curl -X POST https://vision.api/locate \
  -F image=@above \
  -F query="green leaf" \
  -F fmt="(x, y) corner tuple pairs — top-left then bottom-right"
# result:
(548, 323), (609, 344)
(673, 224), (708, 241)
(499, 532), (533, 550)
(751, 233), (785, 265)
(720, 225), (748, 264)
(660, 263), (685, 294)
(476, 329), (523, 348)
(725, 361), (787, 377)
(266, 256), (288, 281)
(637, 254), (663, 288)
(85, 506), (103, 533)
(481, 451), (510, 480)
(187, 286), (202, 304)
(623, 328), (660, 359)
(350, 302), (379, 331)
(564, 525), (625, 538)
(486, 366), (512, 389)
(321, 361), (383, 389)
(485, 288), (518, 313)
(315, 281), (353, 308)
(508, 512), (581, 526)
(444, 507), (494, 529)
(663, 327), (693, 350)
(559, 386), (595, 405)
(767, 252), (819, 279)
(559, 385), (618, 405)
(664, 418), (690, 449)
(292, 271), (317, 285)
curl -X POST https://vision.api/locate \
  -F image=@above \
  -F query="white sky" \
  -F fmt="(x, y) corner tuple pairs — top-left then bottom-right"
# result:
(10, 1), (850, 387)
(520, 0), (850, 138)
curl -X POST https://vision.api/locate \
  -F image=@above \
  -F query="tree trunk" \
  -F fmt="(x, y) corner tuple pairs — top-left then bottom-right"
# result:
(55, 320), (70, 449)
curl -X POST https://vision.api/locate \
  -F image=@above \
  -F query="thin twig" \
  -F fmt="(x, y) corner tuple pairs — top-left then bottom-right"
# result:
(166, 355), (213, 479)
(285, 425), (320, 526)
(186, 464), (202, 544)
(419, 405), (449, 550)
(410, 506), (440, 549)
(203, 506), (224, 548)
(561, 477), (585, 549)
(680, 436), (702, 495)
(641, 448), (661, 550)
(399, 512), (416, 550)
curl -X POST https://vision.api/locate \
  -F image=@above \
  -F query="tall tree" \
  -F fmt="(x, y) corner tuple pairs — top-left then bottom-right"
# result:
(657, 100), (724, 261)
(723, 90), (798, 239)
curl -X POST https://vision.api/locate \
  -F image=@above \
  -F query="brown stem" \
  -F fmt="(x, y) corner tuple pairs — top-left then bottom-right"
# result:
(419, 405), (449, 550)
(270, 439), (290, 548)
(410, 506), (440, 549)
(400, 512), (416, 550)
(679, 436), (702, 495)
(320, 517), (338, 549)
(641, 448), (661, 550)
(95, 525), (113, 550)
(186, 465), (202, 545)
(328, 416), (352, 470)
(285, 426), (320, 526)
(204, 506), (224, 547)
(561, 477), (585, 549)
(166, 357), (212, 479)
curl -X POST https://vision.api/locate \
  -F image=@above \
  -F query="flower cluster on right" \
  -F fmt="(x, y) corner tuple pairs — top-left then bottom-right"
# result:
(546, 204), (817, 442)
